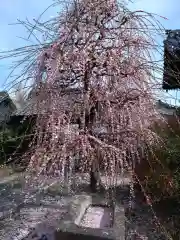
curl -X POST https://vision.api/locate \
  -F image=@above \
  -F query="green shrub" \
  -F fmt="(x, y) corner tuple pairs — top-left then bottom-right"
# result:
(0, 117), (35, 165)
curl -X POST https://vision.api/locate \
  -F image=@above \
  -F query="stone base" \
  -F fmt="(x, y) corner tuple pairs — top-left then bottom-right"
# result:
(55, 231), (111, 240)
(55, 194), (125, 240)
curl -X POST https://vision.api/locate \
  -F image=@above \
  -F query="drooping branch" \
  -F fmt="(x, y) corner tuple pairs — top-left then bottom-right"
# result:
(88, 134), (123, 154)
(0, 0), (165, 179)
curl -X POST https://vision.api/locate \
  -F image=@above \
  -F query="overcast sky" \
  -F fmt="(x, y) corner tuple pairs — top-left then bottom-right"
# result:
(0, 0), (179, 104)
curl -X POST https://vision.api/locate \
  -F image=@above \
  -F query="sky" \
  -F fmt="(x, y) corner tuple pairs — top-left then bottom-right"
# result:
(0, 0), (180, 104)
(131, 0), (180, 105)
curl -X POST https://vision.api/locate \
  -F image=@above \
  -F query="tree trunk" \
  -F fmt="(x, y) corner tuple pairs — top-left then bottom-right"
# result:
(83, 65), (98, 193)
(90, 167), (97, 192)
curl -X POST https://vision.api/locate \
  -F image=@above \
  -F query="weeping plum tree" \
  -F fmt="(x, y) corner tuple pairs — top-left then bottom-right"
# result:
(3, 0), (164, 192)
(26, 0), (165, 191)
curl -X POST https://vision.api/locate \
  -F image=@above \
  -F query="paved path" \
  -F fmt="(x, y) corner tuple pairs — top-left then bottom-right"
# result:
(0, 173), (20, 184)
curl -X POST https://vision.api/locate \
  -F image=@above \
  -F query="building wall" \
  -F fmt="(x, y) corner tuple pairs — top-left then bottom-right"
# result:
(156, 100), (176, 116)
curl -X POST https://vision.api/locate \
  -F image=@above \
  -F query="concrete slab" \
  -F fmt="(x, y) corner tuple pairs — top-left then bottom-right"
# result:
(79, 205), (113, 228)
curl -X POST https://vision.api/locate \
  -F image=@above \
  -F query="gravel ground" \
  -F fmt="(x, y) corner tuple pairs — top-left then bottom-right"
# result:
(0, 173), (169, 240)
(0, 206), (64, 240)
(125, 204), (167, 240)
(0, 175), (69, 240)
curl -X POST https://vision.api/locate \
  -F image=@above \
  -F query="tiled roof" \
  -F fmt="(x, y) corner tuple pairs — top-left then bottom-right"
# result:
(0, 91), (9, 102)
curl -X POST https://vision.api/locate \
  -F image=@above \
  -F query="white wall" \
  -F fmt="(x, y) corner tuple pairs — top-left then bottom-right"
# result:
(157, 105), (176, 116)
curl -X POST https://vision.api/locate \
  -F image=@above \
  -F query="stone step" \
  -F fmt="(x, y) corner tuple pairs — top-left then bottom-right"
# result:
(99, 175), (131, 189)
